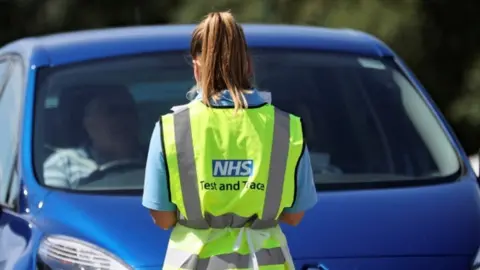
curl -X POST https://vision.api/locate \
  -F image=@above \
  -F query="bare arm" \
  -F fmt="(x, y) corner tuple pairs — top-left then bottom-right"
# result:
(143, 124), (178, 230)
(280, 145), (317, 227)
(280, 211), (305, 226)
(149, 210), (177, 230)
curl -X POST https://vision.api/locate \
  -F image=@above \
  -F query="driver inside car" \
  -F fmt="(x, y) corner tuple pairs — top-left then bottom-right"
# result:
(43, 86), (144, 189)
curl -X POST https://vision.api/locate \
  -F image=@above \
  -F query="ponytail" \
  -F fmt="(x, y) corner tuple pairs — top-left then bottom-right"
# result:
(190, 11), (251, 111)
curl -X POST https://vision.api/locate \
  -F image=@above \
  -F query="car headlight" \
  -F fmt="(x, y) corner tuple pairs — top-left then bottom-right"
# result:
(473, 247), (480, 270)
(38, 235), (132, 270)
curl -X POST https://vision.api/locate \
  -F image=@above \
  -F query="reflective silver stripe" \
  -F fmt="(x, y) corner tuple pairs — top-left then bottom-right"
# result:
(173, 109), (209, 228)
(260, 108), (290, 221)
(173, 107), (291, 229)
(178, 212), (278, 229)
(164, 247), (286, 269)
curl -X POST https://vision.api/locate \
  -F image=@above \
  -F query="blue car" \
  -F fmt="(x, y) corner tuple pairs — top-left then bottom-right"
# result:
(0, 24), (479, 270)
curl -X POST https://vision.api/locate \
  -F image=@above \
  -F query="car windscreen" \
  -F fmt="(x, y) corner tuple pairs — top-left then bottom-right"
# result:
(33, 49), (460, 193)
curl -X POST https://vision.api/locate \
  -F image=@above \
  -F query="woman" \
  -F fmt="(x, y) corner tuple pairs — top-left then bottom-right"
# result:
(142, 11), (317, 270)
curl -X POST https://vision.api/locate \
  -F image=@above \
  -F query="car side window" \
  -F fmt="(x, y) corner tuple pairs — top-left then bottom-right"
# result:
(0, 57), (23, 207)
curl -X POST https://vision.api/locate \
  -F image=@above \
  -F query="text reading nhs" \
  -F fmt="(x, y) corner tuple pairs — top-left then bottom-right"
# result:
(212, 160), (253, 177)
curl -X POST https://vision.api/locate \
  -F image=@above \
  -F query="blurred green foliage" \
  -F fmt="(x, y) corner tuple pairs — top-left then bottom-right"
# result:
(2, 0), (480, 153)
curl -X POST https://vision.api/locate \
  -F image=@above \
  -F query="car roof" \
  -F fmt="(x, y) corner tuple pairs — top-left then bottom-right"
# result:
(0, 24), (394, 67)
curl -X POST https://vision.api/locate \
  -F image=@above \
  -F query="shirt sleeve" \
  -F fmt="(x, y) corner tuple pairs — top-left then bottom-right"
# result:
(43, 153), (71, 188)
(142, 122), (177, 211)
(283, 145), (318, 213)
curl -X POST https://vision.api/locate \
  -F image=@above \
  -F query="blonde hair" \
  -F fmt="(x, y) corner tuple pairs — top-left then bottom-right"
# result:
(190, 11), (251, 110)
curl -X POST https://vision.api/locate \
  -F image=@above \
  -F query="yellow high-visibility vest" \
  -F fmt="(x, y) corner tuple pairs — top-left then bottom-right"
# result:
(160, 100), (304, 270)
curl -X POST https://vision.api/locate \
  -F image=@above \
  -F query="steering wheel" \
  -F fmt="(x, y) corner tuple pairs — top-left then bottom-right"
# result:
(77, 159), (145, 186)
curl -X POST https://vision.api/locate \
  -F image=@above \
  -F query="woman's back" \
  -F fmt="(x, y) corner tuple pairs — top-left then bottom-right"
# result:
(143, 11), (317, 270)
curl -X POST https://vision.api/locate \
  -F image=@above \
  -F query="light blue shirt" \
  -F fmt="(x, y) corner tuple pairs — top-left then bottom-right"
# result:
(142, 90), (318, 213)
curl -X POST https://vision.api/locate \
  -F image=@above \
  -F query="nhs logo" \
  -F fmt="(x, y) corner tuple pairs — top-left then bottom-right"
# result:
(212, 160), (253, 177)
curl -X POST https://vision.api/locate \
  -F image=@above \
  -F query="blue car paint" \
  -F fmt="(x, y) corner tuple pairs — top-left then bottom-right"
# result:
(0, 24), (478, 269)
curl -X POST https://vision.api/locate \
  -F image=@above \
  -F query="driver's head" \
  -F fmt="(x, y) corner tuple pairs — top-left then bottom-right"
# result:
(82, 86), (139, 151)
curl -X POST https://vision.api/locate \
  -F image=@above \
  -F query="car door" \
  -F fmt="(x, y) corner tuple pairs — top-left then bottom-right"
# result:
(0, 55), (30, 270)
